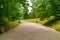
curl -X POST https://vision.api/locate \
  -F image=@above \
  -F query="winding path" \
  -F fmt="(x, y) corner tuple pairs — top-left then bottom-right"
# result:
(0, 22), (60, 40)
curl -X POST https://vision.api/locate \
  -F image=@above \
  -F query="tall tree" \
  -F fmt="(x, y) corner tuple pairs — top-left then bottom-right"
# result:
(32, 0), (60, 20)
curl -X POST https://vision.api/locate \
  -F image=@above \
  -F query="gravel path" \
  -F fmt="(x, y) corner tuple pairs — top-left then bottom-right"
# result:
(0, 22), (60, 40)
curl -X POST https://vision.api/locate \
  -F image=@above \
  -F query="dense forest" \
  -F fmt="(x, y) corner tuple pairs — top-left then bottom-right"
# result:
(0, 0), (60, 33)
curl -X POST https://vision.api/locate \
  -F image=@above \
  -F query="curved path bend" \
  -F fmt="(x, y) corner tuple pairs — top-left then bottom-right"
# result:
(0, 22), (60, 40)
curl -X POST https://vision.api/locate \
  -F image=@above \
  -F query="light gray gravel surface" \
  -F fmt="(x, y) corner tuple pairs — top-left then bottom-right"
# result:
(0, 22), (60, 40)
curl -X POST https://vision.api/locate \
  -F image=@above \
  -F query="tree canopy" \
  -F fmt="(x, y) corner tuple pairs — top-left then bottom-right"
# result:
(32, 0), (60, 19)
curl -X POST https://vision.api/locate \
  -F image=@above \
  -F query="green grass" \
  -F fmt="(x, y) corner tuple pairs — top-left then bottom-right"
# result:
(0, 17), (19, 33)
(3, 17), (19, 28)
(21, 18), (48, 24)
(50, 20), (60, 32)
(9, 21), (19, 28)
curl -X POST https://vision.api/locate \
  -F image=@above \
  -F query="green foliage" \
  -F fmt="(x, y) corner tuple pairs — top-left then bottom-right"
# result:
(0, 0), (27, 33)
(33, 0), (60, 20)
(21, 1), (29, 19)
(22, 13), (29, 19)
(29, 12), (36, 18)
(1, 0), (27, 24)
(0, 17), (19, 33)
(1, 0), (21, 21)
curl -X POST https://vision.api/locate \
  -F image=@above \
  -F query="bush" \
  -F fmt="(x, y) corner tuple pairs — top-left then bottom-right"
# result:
(0, 17), (19, 34)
